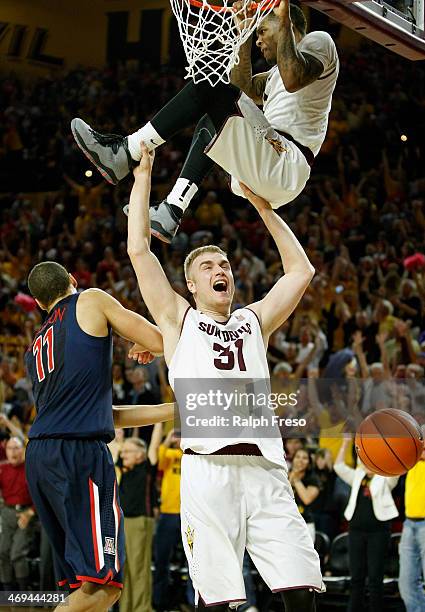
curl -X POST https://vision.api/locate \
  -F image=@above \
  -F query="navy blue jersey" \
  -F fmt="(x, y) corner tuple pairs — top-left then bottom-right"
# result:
(25, 292), (114, 441)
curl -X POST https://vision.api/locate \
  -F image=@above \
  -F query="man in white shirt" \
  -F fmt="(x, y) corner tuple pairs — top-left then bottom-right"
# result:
(71, 0), (338, 242)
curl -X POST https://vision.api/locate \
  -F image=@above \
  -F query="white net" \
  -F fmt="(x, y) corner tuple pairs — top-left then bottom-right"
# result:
(170, 0), (279, 86)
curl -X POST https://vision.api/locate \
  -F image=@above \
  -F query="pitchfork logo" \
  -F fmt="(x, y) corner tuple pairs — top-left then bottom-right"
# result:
(266, 136), (287, 157)
(104, 537), (116, 555)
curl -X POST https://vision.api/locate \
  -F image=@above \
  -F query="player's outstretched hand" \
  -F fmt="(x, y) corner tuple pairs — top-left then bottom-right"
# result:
(239, 182), (272, 213)
(133, 142), (155, 179)
(128, 343), (156, 364)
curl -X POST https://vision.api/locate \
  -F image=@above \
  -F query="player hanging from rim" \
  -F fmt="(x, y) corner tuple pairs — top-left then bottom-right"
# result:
(24, 262), (175, 612)
(124, 143), (323, 612)
(71, 0), (339, 243)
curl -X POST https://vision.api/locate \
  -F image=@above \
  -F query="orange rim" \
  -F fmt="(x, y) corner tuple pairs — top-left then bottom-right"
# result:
(187, 0), (280, 13)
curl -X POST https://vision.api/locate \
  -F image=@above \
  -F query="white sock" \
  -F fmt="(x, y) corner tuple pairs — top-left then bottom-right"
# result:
(167, 178), (199, 212)
(127, 122), (165, 160)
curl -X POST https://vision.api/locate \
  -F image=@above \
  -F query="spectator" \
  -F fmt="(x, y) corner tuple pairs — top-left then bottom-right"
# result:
(112, 363), (129, 404)
(307, 366), (356, 467)
(0, 413), (26, 442)
(72, 257), (93, 289)
(108, 428), (125, 465)
(288, 448), (321, 541)
(128, 368), (158, 444)
(194, 191), (227, 236)
(0, 437), (35, 591)
(283, 438), (304, 470)
(96, 246), (120, 289)
(118, 436), (159, 612)
(310, 448), (337, 540)
(152, 425), (184, 612)
(334, 438), (399, 612)
(398, 445), (425, 612)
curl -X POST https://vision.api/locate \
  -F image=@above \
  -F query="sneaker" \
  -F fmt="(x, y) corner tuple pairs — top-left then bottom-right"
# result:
(71, 118), (136, 185)
(122, 200), (182, 244)
(150, 200), (183, 243)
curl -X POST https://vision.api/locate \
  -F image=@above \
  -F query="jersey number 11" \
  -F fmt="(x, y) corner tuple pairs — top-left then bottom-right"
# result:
(33, 326), (55, 382)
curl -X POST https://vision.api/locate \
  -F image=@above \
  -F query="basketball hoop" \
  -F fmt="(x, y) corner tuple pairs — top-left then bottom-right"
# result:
(170, 0), (280, 85)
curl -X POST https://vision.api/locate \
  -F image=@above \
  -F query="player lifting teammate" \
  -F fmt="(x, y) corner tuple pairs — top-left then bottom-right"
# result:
(71, 0), (338, 242)
(24, 263), (174, 611)
(125, 145), (322, 612)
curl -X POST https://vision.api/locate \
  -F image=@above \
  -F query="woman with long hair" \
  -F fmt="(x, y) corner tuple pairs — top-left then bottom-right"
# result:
(289, 448), (321, 541)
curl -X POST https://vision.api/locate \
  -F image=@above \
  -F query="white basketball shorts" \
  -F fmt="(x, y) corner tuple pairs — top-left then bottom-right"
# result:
(180, 454), (324, 606)
(205, 93), (311, 210)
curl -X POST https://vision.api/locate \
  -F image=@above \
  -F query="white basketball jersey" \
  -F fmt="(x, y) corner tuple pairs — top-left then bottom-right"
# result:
(263, 31), (339, 156)
(168, 308), (287, 468)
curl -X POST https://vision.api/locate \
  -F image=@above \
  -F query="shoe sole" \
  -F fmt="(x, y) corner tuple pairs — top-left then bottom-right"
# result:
(71, 120), (119, 186)
(151, 227), (172, 244)
(123, 206), (172, 243)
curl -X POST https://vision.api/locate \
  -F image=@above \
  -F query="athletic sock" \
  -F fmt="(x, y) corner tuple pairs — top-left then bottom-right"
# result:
(165, 113), (217, 210)
(127, 122), (165, 160)
(167, 178), (198, 213)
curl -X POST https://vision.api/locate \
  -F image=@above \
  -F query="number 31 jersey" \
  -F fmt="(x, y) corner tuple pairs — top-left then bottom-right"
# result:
(168, 307), (287, 468)
(25, 293), (114, 441)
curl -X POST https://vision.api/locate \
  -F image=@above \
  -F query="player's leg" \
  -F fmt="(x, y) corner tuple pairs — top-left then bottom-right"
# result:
(180, 454), (247, 606)
(197, 600), (229, 612)
(280, 589), (316, 612)
(149, 114), (217, 242)
(244, 458), (323, 602)
(26, 439), (125, 592)
(55, 582), (121, 612)
(71, 81), (240, 186)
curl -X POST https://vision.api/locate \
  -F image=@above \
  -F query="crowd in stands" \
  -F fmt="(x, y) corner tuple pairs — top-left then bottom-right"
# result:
(0, 35), (425, 610)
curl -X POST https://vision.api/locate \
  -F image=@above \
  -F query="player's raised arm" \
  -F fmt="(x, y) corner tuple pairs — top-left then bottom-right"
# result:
(113, 402), (176, 428)
(231, 2), (270, 104)
(78, 288), (163, 355)
(274, 0), (324, 92)
(242, 184), (314, 339)
(126, 145), (189, 329)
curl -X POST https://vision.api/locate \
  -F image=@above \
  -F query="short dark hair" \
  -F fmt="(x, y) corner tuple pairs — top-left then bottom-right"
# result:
(266, 5), (307, 36)
(27, 262), (70, 308)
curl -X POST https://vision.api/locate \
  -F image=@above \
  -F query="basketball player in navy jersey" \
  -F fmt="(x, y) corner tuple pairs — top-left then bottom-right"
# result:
(125, 145), (322, 612)
(24, 262), (174, 612)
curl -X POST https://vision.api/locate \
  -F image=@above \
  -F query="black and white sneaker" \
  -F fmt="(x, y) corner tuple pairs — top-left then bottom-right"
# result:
(123, 200), (182, 244)
(71, 118), (136, 185)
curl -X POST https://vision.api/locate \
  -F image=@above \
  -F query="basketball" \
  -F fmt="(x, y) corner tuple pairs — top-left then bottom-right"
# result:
(355, 409), (424, 476)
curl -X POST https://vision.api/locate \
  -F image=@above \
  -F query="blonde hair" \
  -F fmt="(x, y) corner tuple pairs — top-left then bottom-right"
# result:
(125, 437), (147, 452)
(184, 245), (227, 279)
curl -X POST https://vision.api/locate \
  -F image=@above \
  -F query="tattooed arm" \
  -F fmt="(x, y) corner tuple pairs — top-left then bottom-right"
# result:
(231, 37), (270, 104)
(275, 0), (324, 92)
(230, 2), (270, 104)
